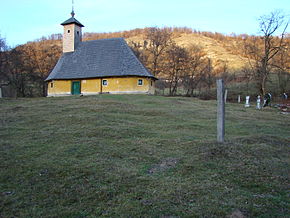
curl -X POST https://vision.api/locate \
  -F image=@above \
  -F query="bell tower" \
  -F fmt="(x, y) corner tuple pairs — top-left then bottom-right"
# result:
(61, 8), (84, 53)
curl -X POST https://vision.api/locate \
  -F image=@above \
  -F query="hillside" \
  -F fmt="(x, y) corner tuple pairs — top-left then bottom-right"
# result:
(30, 28), (250, 72)
(173, 33), (248, 70)
(0, 95), (289, 217)
(126, 32), (248, 71)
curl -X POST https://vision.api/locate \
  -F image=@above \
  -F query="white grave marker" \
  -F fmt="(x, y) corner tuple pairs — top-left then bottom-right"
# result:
(245, 96), (250, 107)
(256, 95), (261, 109)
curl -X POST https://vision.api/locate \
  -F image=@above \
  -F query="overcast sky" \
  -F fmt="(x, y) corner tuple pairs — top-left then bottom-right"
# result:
(0, 0), (289, 47)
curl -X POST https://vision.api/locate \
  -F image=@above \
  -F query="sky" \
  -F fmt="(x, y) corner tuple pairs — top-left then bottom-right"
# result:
(0, 0), (289, 47)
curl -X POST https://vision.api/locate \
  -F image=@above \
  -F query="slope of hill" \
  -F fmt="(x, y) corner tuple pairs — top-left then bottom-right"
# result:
(127, 33), (248, 71)
(173, 33), (248, 70)
(125, 32), (248, 71)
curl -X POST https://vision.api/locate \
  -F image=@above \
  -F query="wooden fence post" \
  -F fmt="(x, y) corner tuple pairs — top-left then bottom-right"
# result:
(216, 79), (225, 143)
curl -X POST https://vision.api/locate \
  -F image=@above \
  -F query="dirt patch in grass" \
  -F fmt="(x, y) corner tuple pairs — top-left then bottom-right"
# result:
(148, 158), (179, 174)
(227, 209), (245, 218)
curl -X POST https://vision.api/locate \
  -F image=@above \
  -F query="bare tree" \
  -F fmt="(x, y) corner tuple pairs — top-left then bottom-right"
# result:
(0, 37), (7, 51)
(1, 37), (62, 97)
(163, 44), (189, 96)
(0, 36), (15, 97)
(128, 40), (149, 66)
(145, 27), (172, 76)
(4, 48), (30, 97)
(22, 41), (61, 96)
(241, 66), (254, 95)
(0, 36), (8, 76)
(182, 45), (206, 96)
(201, 58), (216, 91)
(244, 11), (289, 96)
(272, 35), (290, 93)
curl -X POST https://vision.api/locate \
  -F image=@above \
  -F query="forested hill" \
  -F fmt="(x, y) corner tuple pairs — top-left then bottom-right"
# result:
(84, 28), (249, 71)
(21, 27), (253, 73)
(13, 27), (288, 75)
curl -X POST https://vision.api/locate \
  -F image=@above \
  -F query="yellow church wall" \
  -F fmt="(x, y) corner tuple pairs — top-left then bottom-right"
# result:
(101, 77), (154, 94)
(81, 79), (101, 94)
(47, 77), (155, 96)
(47, 80), (71, 96)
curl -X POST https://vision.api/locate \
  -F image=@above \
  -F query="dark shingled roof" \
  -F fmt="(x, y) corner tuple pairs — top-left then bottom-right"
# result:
(45, 38), (156, 81)
(61, 17), (84, 27)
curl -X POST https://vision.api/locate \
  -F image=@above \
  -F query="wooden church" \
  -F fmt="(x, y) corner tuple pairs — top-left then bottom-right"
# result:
(45, 10), (156, 96)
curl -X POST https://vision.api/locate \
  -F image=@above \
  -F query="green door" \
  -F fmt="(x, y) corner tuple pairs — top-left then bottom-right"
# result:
(71, 81), (81, 95)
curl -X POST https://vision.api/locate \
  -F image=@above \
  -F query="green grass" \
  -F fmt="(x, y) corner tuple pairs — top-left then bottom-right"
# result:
(0, 95), (289, 217)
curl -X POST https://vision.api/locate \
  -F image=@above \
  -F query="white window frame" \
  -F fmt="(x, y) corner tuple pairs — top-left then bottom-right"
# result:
(102, 79), (108, 86)
(138, 79), (143, 86)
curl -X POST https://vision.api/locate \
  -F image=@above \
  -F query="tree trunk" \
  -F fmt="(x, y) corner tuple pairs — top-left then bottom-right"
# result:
(261, 75), (267, 96)
(42, 82), (47, 97)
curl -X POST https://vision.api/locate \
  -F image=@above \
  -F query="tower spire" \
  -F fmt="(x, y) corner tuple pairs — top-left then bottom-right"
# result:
(61, 0), (84, 53)
(71, 0), (75, 17)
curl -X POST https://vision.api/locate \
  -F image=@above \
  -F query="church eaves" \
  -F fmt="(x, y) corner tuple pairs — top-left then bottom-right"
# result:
(61, 17), (84, 27)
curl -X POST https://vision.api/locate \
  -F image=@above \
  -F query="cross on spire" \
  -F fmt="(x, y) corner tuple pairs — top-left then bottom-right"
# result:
(71, 0), (75, 17)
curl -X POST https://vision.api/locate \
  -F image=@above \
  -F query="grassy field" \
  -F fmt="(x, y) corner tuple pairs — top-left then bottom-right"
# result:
(0, 95), (289, 217)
